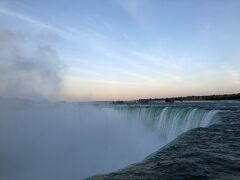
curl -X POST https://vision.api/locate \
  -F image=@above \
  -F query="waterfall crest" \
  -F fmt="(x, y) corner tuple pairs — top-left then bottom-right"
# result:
(116, 107), (220, 142)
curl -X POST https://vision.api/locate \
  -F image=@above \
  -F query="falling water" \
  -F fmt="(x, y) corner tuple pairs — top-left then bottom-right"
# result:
(115, 107), (220, 143)
(0, 99), (220, 179)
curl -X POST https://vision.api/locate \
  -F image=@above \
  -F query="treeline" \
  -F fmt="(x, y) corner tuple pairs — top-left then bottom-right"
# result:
(138, 93), (240, 102)
(112, 93), (240, 104)
(177, 93), (240, 101)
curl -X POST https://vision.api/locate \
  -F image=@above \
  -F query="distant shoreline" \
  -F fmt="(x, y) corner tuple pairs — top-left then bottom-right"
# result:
(112, 93), (240, 104)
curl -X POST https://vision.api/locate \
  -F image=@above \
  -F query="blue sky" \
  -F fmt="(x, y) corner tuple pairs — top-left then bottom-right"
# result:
(0, 0), (240, 101)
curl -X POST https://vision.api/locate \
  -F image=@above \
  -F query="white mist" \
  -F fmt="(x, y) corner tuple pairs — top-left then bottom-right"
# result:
(0, 99), (161, 179)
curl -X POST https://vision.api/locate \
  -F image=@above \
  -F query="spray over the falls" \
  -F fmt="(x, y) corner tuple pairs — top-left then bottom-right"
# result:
(0, 99), (220, 179)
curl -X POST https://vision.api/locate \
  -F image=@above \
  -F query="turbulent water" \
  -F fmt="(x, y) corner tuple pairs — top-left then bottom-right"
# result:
(0, 98), (239, 179)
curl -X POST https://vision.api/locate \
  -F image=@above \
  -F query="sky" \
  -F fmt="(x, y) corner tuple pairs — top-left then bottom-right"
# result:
(0, 0), (240, 101)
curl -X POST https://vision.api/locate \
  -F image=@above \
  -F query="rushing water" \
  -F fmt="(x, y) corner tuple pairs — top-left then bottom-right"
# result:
(116, 107), (220, 142)
(1, 98), (239, 179)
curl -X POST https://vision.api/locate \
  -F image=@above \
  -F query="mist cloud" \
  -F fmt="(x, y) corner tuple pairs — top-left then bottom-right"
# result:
(0, 29), (63, 100)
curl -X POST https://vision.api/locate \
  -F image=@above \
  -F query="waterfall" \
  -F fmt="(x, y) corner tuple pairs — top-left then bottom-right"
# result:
(0, 98), (221, 179)
(116, 107), (220, 142)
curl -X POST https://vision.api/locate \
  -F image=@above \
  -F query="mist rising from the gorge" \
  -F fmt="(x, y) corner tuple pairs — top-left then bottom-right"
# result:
(0, 99), (162, 179)
(0, 29), (63, 100)
(0, 97), (221, 179)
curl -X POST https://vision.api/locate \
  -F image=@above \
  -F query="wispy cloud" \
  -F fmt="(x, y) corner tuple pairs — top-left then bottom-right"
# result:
(130, 51), (182, 70)
(115, 0), (146, 25)
(0, 7), (57, 31)
(115, 0), (157, 32)
(64, 76), (143, 86)
(0, 7), (77, 41)
(1, 6), (134, 55)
